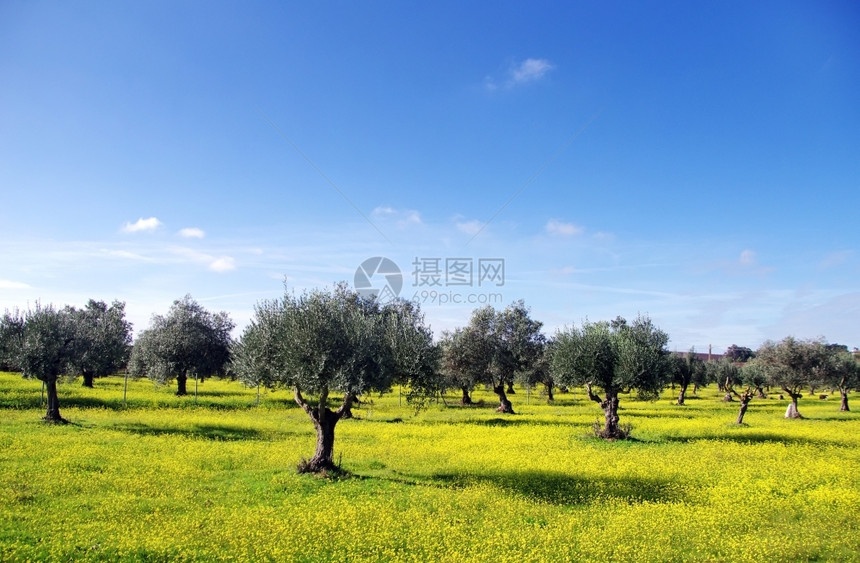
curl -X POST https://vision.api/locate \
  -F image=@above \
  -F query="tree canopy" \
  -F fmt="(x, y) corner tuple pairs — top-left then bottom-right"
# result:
(232, 284), (437, 473)
(551, 315), (670, 438)
(129, 295), (234, 396)
(670, 348), (706, 405)
(756, 336), (824, 418)
(816, 345), (859, 412)
(443, 302), (544, 414)
(16, 304), (77, 422)
(65, 300), (132, 388)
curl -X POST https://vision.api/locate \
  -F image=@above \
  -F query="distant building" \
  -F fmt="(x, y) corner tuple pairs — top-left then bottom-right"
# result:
(671, 351), (724, 363)
(670, 345), (724, 363)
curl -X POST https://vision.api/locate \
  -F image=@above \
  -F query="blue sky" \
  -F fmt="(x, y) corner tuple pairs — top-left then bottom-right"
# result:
(1, 1), (858, 351)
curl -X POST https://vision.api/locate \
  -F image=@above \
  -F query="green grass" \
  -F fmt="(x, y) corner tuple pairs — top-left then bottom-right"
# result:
(1, 372), (859, 561)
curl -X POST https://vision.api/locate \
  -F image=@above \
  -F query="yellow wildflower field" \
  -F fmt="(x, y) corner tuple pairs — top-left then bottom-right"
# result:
(1, 372), (858, 561)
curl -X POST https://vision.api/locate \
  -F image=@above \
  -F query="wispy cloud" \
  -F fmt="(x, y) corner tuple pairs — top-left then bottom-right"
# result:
(484, 57), (555, 91)
(122, 217), (162, 233)
(101, 249), (153, 262)
(371, 206), (396, 218)
(372, 206), (422, 229)
(545, 219), (584, 236)
(0, 279), (30, 289)
(510, 58), (554, 84)
(179, 227), (205, 239)
(171, 247), (236, 273)
(455, 219), (483, 236)
(739, 249), (756, 266)
(209, 257), (236, 272)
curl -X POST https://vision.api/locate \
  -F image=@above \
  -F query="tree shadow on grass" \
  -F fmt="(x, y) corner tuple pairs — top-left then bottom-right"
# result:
(367, 469), (681, 506)
(619, 411), (698, 419)
(4, 394), (301, 412)
(109, 422), (296, 441)
(462, 417), (570, 428)
(661, 431), (852, 448)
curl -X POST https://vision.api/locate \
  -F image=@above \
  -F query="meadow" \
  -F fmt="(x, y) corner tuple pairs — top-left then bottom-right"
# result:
(1, 371), (859, 562)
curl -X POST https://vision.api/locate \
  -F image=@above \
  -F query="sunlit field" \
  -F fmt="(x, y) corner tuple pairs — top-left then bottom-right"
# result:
(2, 372), (859, 562)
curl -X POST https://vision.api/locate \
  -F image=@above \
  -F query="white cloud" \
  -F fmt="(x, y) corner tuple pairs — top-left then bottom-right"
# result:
(509, 58), (554, 84)
(546, 219), (584, 237)
(593, 231), (615, 241)
(398, 210), (422, 228)
(371, 206), (422, 229)
(170, 247), (236, 273)
(0, 279), (30, 289)
(122, 217), (162, 233)
(179, 227), (205, 239)
(102, 249), (151, 262)
(739, 249), (756, 266)
(484, 58), (555, 91)
(456, 219), (483, 236)
(371, 206), (397, 218)
(209, 257), (236, 272)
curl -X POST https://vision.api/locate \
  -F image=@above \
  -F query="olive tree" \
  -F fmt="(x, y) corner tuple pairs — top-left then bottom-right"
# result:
(731, 359), (768, 424)
(817, 345), (859, 412)
(66, 300), (132, 387)
(709, 357), (742, 401)
(232, 284), (436, 474)
(521, 339), (554, 403)
(756, 337), (824, 419)
(0, 309), (25, 372)
(670, 348), (705, 405)
(444, 318), (496, 408)
(551, 315), (670, 439)
(439, 329), (478, 405)
(444, 302), (544, 414)
(17, 305), (76, 422)
(495, 301), (545, 410)
(129, 295), (234, 395)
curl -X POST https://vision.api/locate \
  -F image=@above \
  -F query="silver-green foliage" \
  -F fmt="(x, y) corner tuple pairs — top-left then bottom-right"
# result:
(234, 283), (435, 401)
(552, 315), (670, 400)
(65, 300), (132, 385)
(129, 295), (234, 386)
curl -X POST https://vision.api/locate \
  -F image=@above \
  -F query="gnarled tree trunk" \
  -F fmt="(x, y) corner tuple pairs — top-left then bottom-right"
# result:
(586, 383), (622, 439)
(294, 387), (353, 473)
(677, 382), (689, 405)
(783, 388), (802, 418)
(493, 383), (514, 414)
(43, 378), (66, 423)
(544, 381), (554, 403)
(176, 372), (188, 396)
(506, 381), (515, 395)
(839, 388), (849, 412)
(460, 387), (473, 405)
(81, 371), (94, 388)
(735, 388), (753, 424)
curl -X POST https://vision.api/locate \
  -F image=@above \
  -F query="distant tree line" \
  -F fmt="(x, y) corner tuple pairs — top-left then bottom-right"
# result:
(1, 283), (858, 473)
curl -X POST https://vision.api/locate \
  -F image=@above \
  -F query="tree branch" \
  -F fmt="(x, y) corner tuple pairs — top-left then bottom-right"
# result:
(294, 386), (315, 420)
(336, 392), (356, 418)
(584, 382), (603, 405)
(318, 386), (329, 423)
